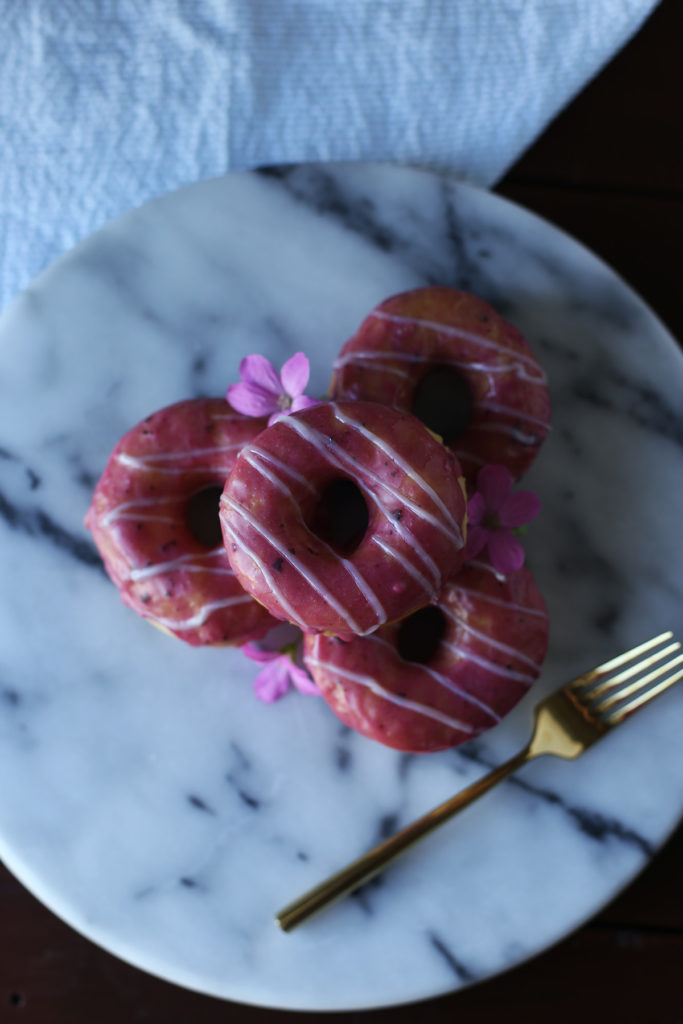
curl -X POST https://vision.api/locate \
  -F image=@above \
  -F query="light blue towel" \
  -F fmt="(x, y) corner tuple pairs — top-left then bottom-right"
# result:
(0, 0), (659, 314)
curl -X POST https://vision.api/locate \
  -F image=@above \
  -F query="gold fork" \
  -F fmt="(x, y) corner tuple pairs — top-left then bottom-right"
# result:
(277, 631), (683, 931)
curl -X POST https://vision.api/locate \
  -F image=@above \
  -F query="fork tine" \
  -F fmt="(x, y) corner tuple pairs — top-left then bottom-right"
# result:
(587, 641), (681, 700)
(570, 631), (674, 691)
(596, 656), (683, 724)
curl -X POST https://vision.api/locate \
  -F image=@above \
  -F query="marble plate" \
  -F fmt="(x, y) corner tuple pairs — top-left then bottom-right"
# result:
(1, 164), (682, 1012)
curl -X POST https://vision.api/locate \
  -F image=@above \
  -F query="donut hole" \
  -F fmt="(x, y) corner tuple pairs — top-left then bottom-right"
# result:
(308, 477), (369, 556)
(411, 366), (472, 442)
(186, 485), (225, 547)
(397, 605), (447, 664)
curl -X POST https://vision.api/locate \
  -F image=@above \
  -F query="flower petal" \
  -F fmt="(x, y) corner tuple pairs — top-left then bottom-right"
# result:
(238, 354), (283, 395)
(467, 491), (486, 526)
(241, 642), (279, 665)
(267, 409), (288, 426)
(280, 352), (310, 398)
(254, 659), (291, 702)
(289, 663), (321, 696)
(227, 381), (280, 417)
(463, 524), (489, 562)
(290, 394), (319, 414)
(487, 529), (525, 574)
(476, 464), (512, 511)
(498, 490), (541, 529)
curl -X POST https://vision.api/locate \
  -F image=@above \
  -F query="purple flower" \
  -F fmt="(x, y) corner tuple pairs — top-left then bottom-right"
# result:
(463, 464), (541, 575)
(227, 352), (318, 425)
(241, 642), (319, 703)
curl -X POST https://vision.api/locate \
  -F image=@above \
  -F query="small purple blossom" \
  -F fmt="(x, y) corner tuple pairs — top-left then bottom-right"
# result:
(463, 464), (540, 575)
(241, 641), (319, 703)
(227, 352), (318, 425)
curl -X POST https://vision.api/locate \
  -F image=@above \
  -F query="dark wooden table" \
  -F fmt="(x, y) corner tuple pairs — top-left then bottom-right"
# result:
(2, 2), (681, 1020)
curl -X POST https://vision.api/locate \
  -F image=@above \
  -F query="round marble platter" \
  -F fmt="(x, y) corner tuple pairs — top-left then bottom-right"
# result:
(1, 164), (683, 1012)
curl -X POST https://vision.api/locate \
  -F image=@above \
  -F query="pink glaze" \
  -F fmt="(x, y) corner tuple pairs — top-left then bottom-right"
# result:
(219, 400), (468, 639)
(330, 287), (551, 485)
(85, 398), (277, 646)
(303, 559), (549, 752)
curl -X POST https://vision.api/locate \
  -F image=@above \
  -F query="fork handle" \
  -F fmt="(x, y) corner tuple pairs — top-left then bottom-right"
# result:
(276, 745), (531, 931)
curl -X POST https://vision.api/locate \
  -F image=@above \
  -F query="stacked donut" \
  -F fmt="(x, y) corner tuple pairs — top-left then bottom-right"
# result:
(86, 287), (551, 753)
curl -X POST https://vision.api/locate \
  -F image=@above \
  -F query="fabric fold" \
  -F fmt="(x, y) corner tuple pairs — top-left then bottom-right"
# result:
(0, 0), (659, 313)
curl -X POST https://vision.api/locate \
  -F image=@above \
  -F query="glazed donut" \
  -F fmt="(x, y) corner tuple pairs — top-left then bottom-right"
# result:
(85, 398), (278, 646)
(330, 286), (550, 485)
(303, 558), (549, 752)
(219, 400), (468, 639)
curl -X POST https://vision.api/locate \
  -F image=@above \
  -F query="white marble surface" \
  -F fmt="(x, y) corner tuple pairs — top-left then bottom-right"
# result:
(1, 164), (683, 1011)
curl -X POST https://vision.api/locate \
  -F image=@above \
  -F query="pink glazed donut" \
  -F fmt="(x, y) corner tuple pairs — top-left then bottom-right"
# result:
(330, 287), (551, 485)
(85, 398), (278, 646)
(303, 559), (549, 752)
(219, 400), (468, 639)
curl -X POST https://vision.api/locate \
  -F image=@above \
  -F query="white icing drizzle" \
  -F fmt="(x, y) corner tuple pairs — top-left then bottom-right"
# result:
(242, 449), (301, 500)
(221, 493), (367, 635)
(368, 634), (501, 721)
(245, 445), (318, 496)
(333, 351), (414, 371)
(418, 662), (503, 719)
(101, 495), (181, 528)
(476, 401), (550, 430)
(371, 535), (436, 594)
(335, 353), (548, 444)
(334, 348), (546, 387)
(333, 344), (548, 391)
(209, 412), (255, 420)
(107, 512), (178, 525)
(331, 403), (464, 546)
(278, 416), (445, 589)
(306, 646), (475, 735)
(222, 404), (472, 631)
(439, 603), (542, 670)
(129, 547), (232, 582)
(94, 407), (267, 638)
(280, 414), (462, 550)
(372, 504), (442, 588)
(452, 448), (487, 467)
(440, 638), (536, 685)
(366, 310), (548, 383)
(153, 595), (253, 631)
(466, 558), (508, 582)
(340, 560), (387, 626)
(238, 452), (387, 627)
(116, 444), (244, 473)
(467, 422), (542, 445)
(448, 581), (549, 619)
(221, 514), (309, 630)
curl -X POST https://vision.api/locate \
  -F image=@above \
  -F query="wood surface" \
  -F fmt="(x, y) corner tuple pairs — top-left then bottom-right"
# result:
(1, 1), (681, 1020)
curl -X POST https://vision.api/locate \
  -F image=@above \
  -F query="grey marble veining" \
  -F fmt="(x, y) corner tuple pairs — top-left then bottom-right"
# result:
(1, 164), (683, 1010)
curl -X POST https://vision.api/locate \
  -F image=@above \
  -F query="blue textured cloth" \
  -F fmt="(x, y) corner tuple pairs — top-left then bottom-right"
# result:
(0, 0), (659, 314)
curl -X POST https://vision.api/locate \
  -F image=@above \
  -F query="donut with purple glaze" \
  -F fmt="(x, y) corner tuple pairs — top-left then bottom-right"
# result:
(219, 400), (468, 639)
(85, 398), (278, 646)
(303, 559), (549, 752)
(330, 286), (550, 485)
